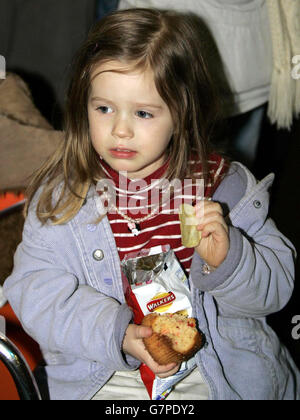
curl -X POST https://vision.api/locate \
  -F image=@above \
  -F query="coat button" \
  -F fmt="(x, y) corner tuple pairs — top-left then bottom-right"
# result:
(93, 249), (104, 261)
(253, 200), (262, 209)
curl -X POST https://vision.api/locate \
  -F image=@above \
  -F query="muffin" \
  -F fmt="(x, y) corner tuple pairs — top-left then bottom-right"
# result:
(142, 312), (203, 365)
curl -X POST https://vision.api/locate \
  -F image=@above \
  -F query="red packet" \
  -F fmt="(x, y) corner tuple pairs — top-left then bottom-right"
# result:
(121, 245), (197, 400)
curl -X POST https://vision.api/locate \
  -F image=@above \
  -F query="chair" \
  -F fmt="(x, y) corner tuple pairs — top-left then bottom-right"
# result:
(0, 330), (41, 400)
(0, 303), (43, 400)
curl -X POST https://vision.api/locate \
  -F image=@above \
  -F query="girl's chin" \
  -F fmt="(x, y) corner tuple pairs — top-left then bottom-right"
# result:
(103, 154), (165, 179)
(106, 159), (142, 177)
(112, 163), (152, 179)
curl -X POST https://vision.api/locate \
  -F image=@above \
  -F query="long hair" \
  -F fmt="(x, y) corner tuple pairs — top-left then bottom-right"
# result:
(25, 8), (222, 224)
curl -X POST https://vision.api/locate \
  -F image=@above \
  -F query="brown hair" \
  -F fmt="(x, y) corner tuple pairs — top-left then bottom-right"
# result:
(25, 8), (222, 224)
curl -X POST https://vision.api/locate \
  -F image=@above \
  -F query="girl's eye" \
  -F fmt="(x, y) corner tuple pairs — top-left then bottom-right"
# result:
(136, 110), (153, 119)
(97, 106), (113, 114)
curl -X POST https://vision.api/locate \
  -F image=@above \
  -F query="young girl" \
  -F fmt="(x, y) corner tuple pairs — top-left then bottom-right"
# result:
(4, 8), (300, 400)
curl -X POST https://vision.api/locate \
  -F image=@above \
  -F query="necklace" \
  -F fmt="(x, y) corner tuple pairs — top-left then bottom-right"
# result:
(99, 176), (170, 236)
(109, 202), (160, 236)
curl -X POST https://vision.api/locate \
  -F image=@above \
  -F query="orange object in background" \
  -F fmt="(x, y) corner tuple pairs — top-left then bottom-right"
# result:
(0, 303), (42, 400)
(1, 192), (38, 399)
(0, 192), (25, 212)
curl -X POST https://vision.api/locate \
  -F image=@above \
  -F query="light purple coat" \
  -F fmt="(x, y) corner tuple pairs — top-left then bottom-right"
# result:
(4, 162), (300, 400)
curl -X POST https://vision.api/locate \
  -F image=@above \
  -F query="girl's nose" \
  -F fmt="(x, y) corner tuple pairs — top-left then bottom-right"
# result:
(112, 115), (134, 139)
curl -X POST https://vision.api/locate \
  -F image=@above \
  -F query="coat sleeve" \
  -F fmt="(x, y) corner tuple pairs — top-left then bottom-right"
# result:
(190, 162), (296, 318)
(3, 204), (139, 372)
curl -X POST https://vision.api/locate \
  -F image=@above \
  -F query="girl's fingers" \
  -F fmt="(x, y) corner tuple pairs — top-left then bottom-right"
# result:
(143, 352), (178, 375)
(200, 221), (228, 239)
(195, 200), (223, 220)
(134, 325), (153, 339)
(196, 212), (228, 234)
(194, 201), (230, 267)
(156, 364), (180, 378)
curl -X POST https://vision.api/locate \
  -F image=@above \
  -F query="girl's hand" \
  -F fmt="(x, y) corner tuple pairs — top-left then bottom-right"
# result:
(194, 200), (229, 269)
(122, 324), (180, 378)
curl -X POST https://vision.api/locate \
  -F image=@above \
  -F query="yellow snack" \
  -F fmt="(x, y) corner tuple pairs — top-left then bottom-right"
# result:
(179, 203), (201, 248)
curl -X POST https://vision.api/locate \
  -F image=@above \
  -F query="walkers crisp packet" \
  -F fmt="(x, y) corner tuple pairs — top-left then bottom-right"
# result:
(121, 245), (201, 400)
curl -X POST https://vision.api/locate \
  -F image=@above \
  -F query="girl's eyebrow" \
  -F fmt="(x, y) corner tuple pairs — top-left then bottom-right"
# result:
(90, 96), (113, 103)
(135, 102), (163, 110)
(90, 96), (163, 110)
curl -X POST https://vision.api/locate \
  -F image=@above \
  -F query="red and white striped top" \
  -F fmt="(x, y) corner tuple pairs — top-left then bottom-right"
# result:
(98, 154), (228, 274)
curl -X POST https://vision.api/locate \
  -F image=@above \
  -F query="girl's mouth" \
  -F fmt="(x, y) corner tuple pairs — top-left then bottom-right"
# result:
(109, 148), (137, 159)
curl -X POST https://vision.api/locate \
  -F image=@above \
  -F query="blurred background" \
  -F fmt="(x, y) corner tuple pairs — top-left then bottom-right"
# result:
(0, 0), (119, 129)
(0, 0), (299, 399)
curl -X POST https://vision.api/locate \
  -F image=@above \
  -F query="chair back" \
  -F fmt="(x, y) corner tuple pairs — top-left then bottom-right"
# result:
(0, 332), (41, 400)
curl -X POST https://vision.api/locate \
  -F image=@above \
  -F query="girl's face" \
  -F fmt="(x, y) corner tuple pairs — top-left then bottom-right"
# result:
(88, 61), (174, 179)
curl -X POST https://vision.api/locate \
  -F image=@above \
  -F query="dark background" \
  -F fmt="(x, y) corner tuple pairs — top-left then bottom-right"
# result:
(0, 0), (299, 369)
(255, 116), (300, 369)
